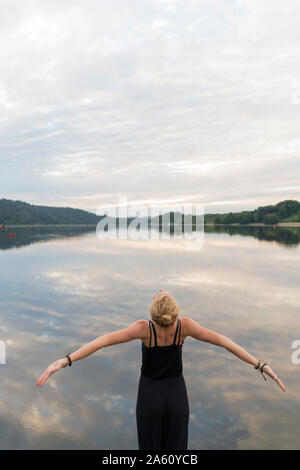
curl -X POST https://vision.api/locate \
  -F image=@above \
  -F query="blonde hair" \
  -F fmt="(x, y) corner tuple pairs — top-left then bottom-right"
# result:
(150, 293), (179, 328)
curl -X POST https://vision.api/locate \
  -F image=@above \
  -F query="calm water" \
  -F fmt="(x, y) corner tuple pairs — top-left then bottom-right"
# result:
(0, 226), (299, 449)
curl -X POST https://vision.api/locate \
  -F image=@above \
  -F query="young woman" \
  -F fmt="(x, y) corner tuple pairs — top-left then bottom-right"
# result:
(36, 289), (286, 450)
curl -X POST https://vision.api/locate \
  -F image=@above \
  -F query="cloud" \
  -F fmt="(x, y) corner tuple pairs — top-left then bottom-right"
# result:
(0, 0), (299, 213)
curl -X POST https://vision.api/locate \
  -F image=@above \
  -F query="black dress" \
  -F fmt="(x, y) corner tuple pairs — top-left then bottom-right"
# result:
(136, 318), (189, 450)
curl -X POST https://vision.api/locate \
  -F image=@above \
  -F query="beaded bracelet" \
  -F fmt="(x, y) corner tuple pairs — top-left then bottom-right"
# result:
(254, 359), (268, 381)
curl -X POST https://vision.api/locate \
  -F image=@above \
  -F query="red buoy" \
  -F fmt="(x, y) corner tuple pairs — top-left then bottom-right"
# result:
(8, 233), (12, 238)
(13, 233), (16, 238)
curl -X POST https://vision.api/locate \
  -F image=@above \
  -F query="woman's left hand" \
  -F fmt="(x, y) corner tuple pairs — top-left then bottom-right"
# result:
(261, 364), (286, 392)
(36, 358), (67, 388)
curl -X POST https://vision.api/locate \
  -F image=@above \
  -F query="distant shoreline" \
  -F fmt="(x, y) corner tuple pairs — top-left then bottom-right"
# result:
(1, 222), (300, 228)
(0, 224), (97, 228)
(205, 223), (300, 227)
(210, 222), (300, 227)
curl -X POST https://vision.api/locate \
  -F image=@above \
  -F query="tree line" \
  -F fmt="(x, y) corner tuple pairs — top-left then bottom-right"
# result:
(204, 199), (300, 225)
(0, 199), (103, 225)
(0, 198), (299, 225)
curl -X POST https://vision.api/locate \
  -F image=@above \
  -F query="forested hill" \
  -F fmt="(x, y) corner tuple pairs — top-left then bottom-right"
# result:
(0, 199), (104, 225)
(1, 198), (299, 225)
(204, 199), (300, 224)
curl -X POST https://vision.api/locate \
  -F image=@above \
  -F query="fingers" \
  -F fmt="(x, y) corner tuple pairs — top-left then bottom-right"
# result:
(274, 375), (286, 392)
(37, 374), (49, 388)
(271, 373), (286, 392)
(36, 363), (57, 388)
(36, 374), (46, 388)
(264, 366), (286, 392)
(36, 369), (50, 388)
(36, 370), (47, 387)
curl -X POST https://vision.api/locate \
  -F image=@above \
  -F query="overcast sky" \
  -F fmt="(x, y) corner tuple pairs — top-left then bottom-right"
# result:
(0, 0), (300, 214)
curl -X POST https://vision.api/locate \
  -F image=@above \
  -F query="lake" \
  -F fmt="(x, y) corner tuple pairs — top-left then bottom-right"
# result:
(0, 225), (299, 449)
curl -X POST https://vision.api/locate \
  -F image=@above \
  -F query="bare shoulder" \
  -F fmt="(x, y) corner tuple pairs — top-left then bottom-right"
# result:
(129, 320), (148, 339)
(179, 316), (207, 338)
(180, 316), (225, 344)
(179, 316), (193, 337)
(180, 316), (190, 325)
(134, 320), (149, 327)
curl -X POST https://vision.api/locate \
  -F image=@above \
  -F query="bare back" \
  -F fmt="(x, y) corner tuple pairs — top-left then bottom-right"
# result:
(141, 316), (189, 347)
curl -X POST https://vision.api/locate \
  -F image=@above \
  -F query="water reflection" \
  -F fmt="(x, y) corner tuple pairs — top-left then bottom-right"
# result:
(1, 224), (300, 252)
(0, 226), (95, 251)
(0, 227), (299, 449)
(204, 224), (300, 248)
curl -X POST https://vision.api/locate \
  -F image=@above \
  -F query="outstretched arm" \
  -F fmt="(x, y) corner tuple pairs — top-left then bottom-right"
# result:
(36, 320), (146, 388)
(186, 317), (286, 392)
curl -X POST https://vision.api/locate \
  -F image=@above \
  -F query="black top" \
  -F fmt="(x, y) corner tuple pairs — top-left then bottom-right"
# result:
(141, 318), (184, 379)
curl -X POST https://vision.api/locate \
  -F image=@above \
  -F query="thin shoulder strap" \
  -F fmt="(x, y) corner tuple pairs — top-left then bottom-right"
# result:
(150, 320), (157, 347)
(177, 318), (182, 345)
(173, 318), (180, 345)
(148, 320), (152, 348)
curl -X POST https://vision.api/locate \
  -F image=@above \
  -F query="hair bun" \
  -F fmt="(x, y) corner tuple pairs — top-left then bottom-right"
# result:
(150, 293), (179, 328)
(162, 314), (173, 326)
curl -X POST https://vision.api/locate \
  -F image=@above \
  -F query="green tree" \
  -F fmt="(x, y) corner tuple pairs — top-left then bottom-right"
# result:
(263, 213), (278, 225)
(223, 212), (235, 224)
(239, 212), (253, 224)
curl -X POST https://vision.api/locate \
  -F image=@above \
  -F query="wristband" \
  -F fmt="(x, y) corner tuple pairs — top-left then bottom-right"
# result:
(63, 353), (72, 367)
(260, 362), (267, 381)
(254, 359), (267, 381)
(254, 360), (261, 370)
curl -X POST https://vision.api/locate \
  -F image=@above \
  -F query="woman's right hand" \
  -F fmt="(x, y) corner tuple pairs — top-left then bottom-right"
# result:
(36, 358), (68, 388)
(260, 364), (286, 392)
